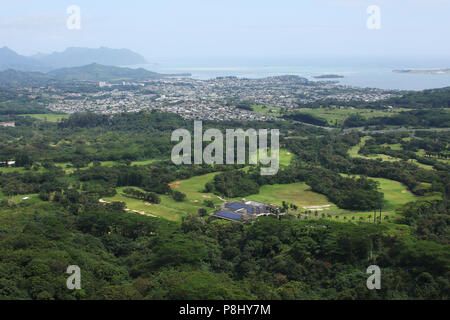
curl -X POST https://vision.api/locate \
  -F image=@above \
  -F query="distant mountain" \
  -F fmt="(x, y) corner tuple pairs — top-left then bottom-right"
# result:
(30, 52), (49, 60)
(48, 63), (162, 81)
(0, 63), (189, 87)
(0, 46), (149, 71)
(0, 47), (47, 72)
(35, 47), (148, 69)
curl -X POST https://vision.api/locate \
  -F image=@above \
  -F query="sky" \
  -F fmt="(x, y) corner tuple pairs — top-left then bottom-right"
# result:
(0, 0), (449, 64)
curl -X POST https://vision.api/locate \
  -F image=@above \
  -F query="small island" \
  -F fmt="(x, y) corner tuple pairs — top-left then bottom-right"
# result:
(313, 74), (344, 79)
(393, 69), (450, 75)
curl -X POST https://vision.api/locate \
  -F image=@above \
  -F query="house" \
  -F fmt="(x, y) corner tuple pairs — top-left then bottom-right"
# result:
(213, 201), (279, 223)
(0, 160), (15, 167)
(0, 121), (15, 127)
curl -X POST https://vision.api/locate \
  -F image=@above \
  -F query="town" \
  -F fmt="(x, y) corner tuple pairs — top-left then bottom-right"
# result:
(31, 75), (397, 121)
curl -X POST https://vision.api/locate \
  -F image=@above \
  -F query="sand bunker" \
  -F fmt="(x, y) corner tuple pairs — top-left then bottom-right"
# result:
(168, 181), (183, 189)
(131, 209), (157, 218)
(302, 205), (331, 210)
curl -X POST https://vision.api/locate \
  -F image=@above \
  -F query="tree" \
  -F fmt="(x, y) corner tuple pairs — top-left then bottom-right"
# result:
(15, 152), (33, 167)
(172, 191), (186, 202)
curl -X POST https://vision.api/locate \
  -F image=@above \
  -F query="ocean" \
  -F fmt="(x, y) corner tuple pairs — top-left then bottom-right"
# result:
(134, 58), (450, 91)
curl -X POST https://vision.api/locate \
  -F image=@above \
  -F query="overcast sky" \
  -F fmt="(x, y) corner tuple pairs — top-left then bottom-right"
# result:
(1, 0), (449, 63)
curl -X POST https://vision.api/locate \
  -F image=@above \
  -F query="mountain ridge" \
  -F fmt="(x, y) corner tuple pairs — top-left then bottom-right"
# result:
(0, 47), (47, 72)
(0, 63), (190, 87)
(0, 46), (149, 71)
(36, 47), (148, 69)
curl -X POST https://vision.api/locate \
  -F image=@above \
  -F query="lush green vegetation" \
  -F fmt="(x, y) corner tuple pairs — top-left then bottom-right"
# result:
(284, 112), (329, 126)
(296, 87), (450, 110)
(1, 200), (448, 300)
(343, 109), (450, 128)
(0, 104), (449, 300)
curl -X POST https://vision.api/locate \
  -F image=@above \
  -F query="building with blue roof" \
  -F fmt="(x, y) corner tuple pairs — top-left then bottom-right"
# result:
(213, 201), (279, 223)
(214, 211), (243, 222)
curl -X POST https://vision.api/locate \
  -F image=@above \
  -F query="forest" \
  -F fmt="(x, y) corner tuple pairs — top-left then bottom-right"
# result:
(296, 87), (450, 110)
(0, 109), (449, 300)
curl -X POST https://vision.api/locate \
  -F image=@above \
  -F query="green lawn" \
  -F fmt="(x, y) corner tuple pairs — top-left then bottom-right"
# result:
(20, 114), (70, 122)
(131, 158), (166, 166)
(96, 144), (431, 224)
(103, 187), (187, 222)
(341, 174), (439, 210)
(0, 166), (28, 174)
(348, 137), (434, 170)
(248, 148), (293, 168)
(252, 105), (282, 117)
(104, 173), (222, 222)
(242, 176), (424, 213)
(103, 168), (428, 223)
(0, 189), (42, 205)
(348, 136), (371, 158)
(381, 143), (402, 151)
(416, 149), (450, 165)
(55, 158), (168, 173)
(297, 108), (407, 126)
(232, 182), (338, 211)
(371, 177), (417, 211)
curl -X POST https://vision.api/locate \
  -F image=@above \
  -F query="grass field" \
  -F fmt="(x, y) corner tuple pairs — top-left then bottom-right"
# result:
(252, 106), (406, 126)
(382, 143), (402, 151)
(101, 152), (296, 223)
(297, 108), (406, 126)
(249, 148), (293, 167)
(54, 158), (167, 174)
(348, 136), (434, 170)
(370, 177), (417, 211)
(342, 174), (440, 208)
(252, 105), (282, 117)
(244, 176), (422, 212)
(416, 149), (450, 165)
(73, 155), (428, 223)
(0, 188), (42, 205)
(279, 149), (294, 167)
(103, 187), (197, 222)
(0, 166), (28, 174)
(0, 138), (429, 225)
(20, 114), (70, 122)
(104, 172), (222, 222)
(234, 182), (338, 210)
(348, 136), (371, 158)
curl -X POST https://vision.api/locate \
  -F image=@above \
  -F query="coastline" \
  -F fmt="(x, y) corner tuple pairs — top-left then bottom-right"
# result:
(393, 69), (450, 75)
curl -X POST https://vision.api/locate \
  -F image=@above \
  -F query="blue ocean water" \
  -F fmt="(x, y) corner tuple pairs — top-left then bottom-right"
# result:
(134, 58), (450, 91)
